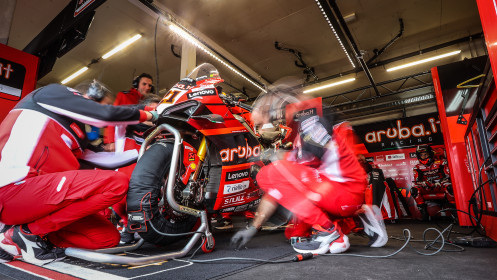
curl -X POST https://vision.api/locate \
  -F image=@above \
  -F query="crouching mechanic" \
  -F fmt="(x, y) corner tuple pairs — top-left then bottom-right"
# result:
(231, 88), (387, 255)
(0, 81), (158, 265)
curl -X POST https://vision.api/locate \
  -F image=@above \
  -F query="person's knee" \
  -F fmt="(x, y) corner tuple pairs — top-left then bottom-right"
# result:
(97, 229), (120, 248)
(83, 228), (120, 249)
(107, 172), (129, 197)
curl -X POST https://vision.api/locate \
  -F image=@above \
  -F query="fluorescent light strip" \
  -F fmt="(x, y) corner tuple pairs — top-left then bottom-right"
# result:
(61, 34), (143, 84)
(102, 34), (142, 59)
(169, 24), (266, 93)
(386, 50), (461, 72)
(303, 77), (355, 94)
(314, 0), (356, 68)
(61, 67), (88, 84)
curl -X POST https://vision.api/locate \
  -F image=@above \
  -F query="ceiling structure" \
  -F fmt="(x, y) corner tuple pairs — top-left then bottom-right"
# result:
(6, 0), (485, 125)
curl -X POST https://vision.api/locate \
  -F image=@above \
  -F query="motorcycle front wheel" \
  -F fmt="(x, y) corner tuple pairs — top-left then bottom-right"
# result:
(128, 142), (198, 246)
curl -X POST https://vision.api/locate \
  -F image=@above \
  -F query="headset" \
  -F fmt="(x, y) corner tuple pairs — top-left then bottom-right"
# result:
(132, 73), (155, 93)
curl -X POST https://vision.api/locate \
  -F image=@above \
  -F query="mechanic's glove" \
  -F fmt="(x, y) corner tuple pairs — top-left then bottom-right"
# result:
(149, 111), (159, 122)
(231, 225), (258, 249)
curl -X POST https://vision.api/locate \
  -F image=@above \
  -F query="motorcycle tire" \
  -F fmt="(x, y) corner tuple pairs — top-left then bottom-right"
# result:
(129, 142), (198, 246)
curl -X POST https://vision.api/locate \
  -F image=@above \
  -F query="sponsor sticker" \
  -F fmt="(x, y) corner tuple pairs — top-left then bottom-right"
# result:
(188, 152), (195, 161)
(295, 108), (317, 118)
(234, 204), (248, 211)
(223, 194), (246, 205)
(187, 89), (216, 99)
(386, 153), (405, 161)
(184, 145), (194, 151)
(225, 169), (250, 181)
(223, 180), (250, 194)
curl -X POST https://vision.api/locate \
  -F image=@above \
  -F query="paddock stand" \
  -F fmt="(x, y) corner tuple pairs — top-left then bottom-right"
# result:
(66, 124), (214, 266)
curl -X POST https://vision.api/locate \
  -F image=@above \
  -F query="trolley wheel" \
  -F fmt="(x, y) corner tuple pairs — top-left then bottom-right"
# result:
(202, 236), (215, 253)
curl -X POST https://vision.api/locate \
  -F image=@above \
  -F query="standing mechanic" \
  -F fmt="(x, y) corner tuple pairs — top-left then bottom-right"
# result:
(231, 88), (387, 255)
(0, 81), (158, 265)
(104, 73), (154, 151)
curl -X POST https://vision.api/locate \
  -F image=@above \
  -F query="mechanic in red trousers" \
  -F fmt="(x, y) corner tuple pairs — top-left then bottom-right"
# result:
(231, 87), (387, 254)
(0, 80), (158, 265)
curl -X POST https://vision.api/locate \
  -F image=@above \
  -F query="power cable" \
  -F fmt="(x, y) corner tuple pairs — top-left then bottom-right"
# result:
(184, 228), (452, 264)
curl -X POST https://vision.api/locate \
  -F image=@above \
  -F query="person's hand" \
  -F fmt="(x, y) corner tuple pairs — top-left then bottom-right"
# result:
(231, 226), (257, 249)
(103, 143), (115, 152)
(148, 111), (159, 122)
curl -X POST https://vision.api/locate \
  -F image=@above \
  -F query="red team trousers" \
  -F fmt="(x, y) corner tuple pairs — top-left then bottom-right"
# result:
(257, 160), (364, 231)
(0, 170), (127, 249)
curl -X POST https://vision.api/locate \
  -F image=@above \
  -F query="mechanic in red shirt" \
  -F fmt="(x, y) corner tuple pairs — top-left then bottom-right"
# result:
(0, 80), (158, 265)
(231, 87), (387, 255)
(104, 73), (154, 151)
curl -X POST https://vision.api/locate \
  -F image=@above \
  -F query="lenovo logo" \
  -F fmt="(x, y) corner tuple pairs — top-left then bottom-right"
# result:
(187, 89), (216, 99)
(225, 169), (250, 181)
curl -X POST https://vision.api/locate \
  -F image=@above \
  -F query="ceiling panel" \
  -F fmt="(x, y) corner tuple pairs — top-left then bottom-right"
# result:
(6, 0), (485, 122)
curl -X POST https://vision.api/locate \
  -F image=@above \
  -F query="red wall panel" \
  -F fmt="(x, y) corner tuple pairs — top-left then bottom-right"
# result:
(0, 44), (39, 122)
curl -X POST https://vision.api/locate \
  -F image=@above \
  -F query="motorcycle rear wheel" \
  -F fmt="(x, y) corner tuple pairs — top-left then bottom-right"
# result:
(130, 142), (198, 246)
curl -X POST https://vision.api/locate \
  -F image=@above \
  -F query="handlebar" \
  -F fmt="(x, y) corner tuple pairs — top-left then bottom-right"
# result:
(219, 93), (253, 112)
(237, 102), (253, 112)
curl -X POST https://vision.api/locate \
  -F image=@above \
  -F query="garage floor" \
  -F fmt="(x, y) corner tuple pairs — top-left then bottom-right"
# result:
(1, 220), (496, 280)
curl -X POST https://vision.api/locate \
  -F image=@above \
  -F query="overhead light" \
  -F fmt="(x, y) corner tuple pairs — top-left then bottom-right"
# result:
(314, 0), (356, 68)
(60, 34), (142, 84)
(61, 67), (88, 84)
(102, 34), (142, 59)
(303, 77), (355, 94)
(386, 50), (461, 72)
(168, 23), (266, 93)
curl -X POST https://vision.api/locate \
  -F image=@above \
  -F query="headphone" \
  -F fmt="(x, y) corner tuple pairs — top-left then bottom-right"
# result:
(132, 73), (155, 93)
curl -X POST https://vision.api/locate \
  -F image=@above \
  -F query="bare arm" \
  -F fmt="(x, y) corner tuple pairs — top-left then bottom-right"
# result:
(251, 195), (279, 230)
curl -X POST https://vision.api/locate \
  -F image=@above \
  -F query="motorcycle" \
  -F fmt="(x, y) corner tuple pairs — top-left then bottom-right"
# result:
(125, 63), (267, 251)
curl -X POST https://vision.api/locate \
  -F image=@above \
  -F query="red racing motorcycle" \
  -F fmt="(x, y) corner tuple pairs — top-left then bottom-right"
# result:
(124, 63), (268, 252)
(65, 64), (295, 265)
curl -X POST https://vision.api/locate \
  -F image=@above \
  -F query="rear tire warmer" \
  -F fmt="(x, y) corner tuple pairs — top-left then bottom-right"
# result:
(127, 142), (197, 246)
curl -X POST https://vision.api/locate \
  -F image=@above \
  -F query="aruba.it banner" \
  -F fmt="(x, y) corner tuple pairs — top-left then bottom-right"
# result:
(354, 113), (444, 153)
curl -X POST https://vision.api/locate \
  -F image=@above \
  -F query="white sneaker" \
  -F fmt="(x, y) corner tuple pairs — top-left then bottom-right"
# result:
(292, 223), (350, 255)
(359, 205), (388, 248)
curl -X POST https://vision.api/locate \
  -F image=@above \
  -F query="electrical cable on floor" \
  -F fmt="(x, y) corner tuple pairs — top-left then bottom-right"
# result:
(323, 228), (447, 258)
(466, 155), (494, 236)
(165, 165), (494, 264)
(183, 228), (452, 264)
(389, 227), (464, 253)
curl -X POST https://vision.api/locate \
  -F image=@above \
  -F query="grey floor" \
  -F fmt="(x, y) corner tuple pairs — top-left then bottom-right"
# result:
(0, 219), (496, 280)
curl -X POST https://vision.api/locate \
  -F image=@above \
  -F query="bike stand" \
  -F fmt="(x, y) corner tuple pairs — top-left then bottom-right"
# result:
(65, 211), (213, 266)
(66, 124), (215, 266)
